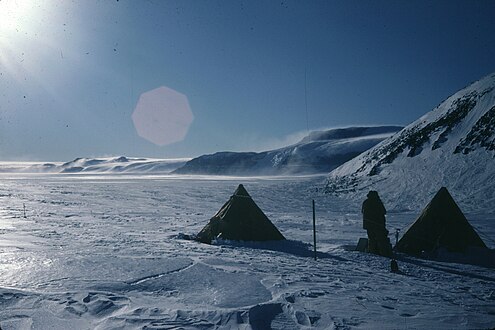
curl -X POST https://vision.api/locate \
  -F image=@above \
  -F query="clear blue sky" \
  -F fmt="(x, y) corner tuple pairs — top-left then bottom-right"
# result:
(1, 0), (494, 161)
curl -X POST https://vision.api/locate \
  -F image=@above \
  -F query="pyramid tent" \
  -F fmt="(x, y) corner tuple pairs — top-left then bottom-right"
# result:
(395, 187), (487, 255)
(196, 184), (286, 244)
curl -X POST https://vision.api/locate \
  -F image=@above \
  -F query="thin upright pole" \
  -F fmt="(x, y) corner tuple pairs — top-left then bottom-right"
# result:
(304, 67), (309, 135)
(312, 199), (316, 261)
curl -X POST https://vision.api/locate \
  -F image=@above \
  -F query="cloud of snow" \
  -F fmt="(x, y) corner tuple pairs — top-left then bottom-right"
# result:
(241, 125), (396, 153)
(243, 130), (310, 152)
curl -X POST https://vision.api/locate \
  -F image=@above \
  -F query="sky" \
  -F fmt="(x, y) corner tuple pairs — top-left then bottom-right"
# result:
(0, 0), (494, 161)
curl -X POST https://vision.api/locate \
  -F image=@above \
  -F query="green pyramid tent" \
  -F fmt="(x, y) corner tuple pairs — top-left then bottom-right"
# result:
(196, 184), (286, 244)
(395, 187), (487, 255)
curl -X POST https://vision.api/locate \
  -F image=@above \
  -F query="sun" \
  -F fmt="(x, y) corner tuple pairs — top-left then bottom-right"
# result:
(0, 0), (34, 33)
(0, 0), (44, 88)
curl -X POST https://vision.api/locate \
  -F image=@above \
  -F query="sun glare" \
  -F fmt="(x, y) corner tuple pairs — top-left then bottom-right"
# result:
(0, 0), (47, 86)
(0, 0), (35, 33)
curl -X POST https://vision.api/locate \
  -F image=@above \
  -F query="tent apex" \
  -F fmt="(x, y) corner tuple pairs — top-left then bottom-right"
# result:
(431, 186), (455, 205)
(438, 186), (449, 194)
(234, 184), (251, 197)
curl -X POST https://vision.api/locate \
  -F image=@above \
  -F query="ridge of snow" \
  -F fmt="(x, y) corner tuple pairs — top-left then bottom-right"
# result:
(0, 157), (190, 174)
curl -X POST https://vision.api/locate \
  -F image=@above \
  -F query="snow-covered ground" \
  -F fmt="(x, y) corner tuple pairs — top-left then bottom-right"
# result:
(0, 173), (494, 329)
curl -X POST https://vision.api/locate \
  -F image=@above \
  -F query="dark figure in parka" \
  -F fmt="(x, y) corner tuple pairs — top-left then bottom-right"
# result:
(362, 191), (393, 257)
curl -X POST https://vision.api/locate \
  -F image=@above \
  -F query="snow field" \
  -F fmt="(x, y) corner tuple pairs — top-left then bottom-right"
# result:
(0, 174), (493, 329)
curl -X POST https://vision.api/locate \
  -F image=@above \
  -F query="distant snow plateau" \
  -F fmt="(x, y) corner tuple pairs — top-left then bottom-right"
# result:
(0, 157), (190, 174)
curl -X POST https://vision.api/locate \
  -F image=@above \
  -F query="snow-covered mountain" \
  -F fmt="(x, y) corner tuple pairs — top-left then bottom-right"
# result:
(173, 126), (402, 175)
(325, 72), (495, 213)
(0, 157), (189, 174)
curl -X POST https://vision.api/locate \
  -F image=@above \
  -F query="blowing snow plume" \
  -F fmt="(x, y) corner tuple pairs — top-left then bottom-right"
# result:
(174, 126), (402, 176)
(132, 86), (194, 146)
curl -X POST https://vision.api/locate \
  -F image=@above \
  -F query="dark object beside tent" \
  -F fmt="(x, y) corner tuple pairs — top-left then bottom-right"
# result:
(355, 237), (368, 252)
(196, 184), (286, 244)
(395, 187), (487, 255)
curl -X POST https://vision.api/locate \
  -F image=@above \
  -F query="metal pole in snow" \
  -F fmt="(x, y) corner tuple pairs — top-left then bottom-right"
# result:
(312, 199), (317, 261)
(23, 204), (26, 218)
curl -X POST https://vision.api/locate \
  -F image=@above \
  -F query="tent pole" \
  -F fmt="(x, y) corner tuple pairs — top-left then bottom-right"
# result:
(313, 199), (317, 261)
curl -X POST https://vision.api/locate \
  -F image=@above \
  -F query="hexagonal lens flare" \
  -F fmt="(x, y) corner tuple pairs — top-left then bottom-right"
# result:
(132, 86), (194, 146)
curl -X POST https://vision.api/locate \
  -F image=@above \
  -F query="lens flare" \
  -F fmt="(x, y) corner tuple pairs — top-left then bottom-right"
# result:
(132, 86), (194, 146)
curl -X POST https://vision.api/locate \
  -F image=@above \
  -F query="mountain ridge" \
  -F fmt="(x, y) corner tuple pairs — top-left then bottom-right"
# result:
(173, 126), (403, 176)
(325, 72), (495, 213)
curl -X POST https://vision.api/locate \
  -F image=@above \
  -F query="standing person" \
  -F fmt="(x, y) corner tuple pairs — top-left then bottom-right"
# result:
(362, 191), (392, 257)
